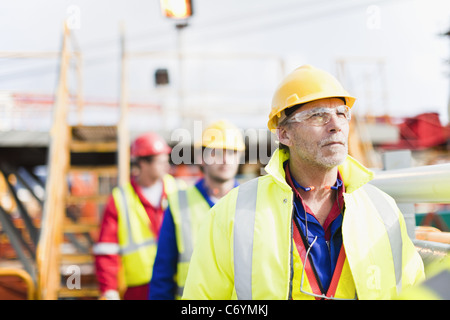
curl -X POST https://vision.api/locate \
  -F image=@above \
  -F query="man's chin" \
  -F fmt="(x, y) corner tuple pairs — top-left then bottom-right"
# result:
(210, 173), (235, 184)
(317, 153), (347, 168)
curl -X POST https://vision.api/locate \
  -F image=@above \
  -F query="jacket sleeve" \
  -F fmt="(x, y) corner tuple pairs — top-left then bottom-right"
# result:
(397, 204), (426, 288)
(149, 208), (178, 300)
(381, 187), (425, 289)
(94, 195), (121, 294)
(373, 186), (425, 292)
(182, 199), (236, 300)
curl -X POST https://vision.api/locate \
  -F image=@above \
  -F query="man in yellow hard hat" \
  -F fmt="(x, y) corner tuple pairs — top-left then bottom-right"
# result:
(182, 65), (425, 300)
(149, 119), (245, 299)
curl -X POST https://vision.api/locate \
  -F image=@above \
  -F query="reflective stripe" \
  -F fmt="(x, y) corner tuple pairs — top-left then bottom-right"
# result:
(361, 183), (403, 293)
(233, 180), (403, 299)
(120, 187), (135, 247)
(93, 242), (121, 255)
(178, 189), (193, 263)
(119, 186), (156, 254)
(234, 178), (259, 300)
(175, 187), (212, 298)
(120, 239), (157, 254)
(422, 270), (450, 300)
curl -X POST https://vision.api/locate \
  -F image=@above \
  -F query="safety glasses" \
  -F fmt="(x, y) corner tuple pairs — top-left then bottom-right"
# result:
(287, 105), (351, 127)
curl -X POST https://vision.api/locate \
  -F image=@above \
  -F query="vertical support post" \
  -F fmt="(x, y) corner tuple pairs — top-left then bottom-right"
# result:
(36, 22), (72, 300)
(116, 22), (130, 297)
(68, 29), (84, 126)
(382, 150), (416, 240)
(75, 51), (84, 125)
(118, 22), (130, 188)
(176, 23), (187, 126)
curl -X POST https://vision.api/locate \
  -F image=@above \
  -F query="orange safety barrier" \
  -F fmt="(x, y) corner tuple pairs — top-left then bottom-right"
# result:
(0, 268), (35, 300)
(415, 226), (450, 244)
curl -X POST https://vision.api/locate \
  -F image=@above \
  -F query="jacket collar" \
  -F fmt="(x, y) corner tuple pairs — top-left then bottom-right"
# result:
(264, 148), (374, 194)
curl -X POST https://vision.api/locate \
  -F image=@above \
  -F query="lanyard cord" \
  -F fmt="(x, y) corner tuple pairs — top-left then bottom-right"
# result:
(292, 208), (326, 296)
(292, 185), (345, 297)
(286, 162), (346, 296)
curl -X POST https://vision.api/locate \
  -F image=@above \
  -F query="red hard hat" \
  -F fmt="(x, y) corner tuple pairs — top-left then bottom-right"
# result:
(130, 132), (171, 158)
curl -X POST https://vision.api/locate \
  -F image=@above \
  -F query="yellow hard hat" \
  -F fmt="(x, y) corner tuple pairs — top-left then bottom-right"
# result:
(268, 64), (356, 132)
(196, 120), (245, 151)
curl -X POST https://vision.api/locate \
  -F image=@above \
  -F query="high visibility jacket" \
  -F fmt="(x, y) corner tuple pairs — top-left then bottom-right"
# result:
(167, 186), (212, 298)
(291, 217), (356, 300)
(182, 148), (425, 300)
(114, 174), (178, 287)
(397, 255), (450, 300)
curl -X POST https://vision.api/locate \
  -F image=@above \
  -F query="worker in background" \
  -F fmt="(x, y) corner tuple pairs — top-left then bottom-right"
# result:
(149, 120), (245, 300)
(397, 255), (450, 300)
(182, 65), (425, 300)
(93, 132), (179, 300)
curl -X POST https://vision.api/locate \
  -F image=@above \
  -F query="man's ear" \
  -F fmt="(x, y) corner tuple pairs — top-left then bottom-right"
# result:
(276, 127), (293, 147)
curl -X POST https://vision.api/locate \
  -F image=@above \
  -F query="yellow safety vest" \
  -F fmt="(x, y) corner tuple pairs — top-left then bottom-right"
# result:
(397, 255), (450, 300)
(291, 220), (356, 300)
(115, 174), (178, 287)
(168, 185), (211, 298)
(182, 149), (425, 300)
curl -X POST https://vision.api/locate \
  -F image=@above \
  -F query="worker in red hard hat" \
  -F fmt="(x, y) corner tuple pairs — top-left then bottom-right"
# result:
(93, 132), (180, 300)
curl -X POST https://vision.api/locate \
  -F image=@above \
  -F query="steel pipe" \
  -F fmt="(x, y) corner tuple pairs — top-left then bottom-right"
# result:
(370, 163), (450, 203)
(413, 239), (450, 266)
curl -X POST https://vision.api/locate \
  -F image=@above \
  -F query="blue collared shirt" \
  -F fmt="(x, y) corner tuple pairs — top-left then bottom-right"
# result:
(285, 162), (344, 293)
(149, 178), (238, 300)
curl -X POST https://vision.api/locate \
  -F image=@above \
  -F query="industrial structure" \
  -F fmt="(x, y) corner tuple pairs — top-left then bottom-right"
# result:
(0, 6), (449, 299)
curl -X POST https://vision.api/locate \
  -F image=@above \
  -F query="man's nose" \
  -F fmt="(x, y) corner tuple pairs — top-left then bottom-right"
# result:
(326, 113), (344, 133)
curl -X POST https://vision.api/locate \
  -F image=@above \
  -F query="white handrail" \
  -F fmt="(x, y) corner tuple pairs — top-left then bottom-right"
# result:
(370, 163), (450, 203)
(370, 162), (450, 263)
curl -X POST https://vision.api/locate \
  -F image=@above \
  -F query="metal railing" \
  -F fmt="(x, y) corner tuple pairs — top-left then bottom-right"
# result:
(370, 163), (450, 203)
(0, 268), (35, 300)
(370, 160), (450, 265)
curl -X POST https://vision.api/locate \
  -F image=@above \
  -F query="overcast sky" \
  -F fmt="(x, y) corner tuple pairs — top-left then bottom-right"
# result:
(0, 0), (449, 129)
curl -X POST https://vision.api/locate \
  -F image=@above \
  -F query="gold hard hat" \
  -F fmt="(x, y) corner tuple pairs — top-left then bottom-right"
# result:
(268, 64), (356, 132)
(196, 119), (245, 151)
